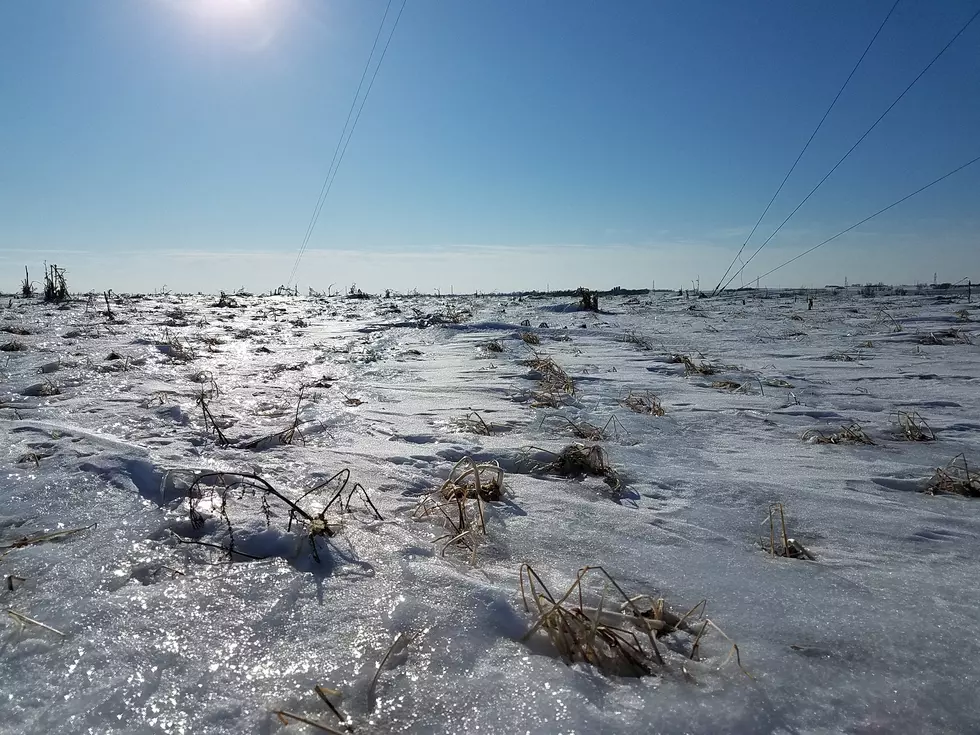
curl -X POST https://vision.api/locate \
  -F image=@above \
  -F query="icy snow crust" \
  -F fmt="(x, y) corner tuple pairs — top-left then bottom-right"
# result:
(1, 291), (979, 734)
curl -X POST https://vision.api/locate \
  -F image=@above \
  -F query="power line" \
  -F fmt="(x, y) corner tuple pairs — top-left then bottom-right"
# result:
(711, 0), (901, 296)
(292, 0), (394, 281)
(287, 0), (407, 287)
(747, 153), (980, 284)
(719, 4), (980, 294)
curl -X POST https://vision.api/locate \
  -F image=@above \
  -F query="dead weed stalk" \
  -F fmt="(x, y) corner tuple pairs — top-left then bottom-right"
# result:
(185, 470), (381, 563)
(620, 390), (665, 416)
(0, 524), (95, 561)
(273, 684), (352, 734)
(802, 423), (875, 445)
(240, 388), (308, 449)
(761, 503), (814, 560)
(6, 609), (65, 637)
(412, 457), (505, 562)
(197, 393), (230, 446)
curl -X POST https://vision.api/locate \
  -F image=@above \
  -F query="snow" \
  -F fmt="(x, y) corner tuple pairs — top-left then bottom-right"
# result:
(1, 289), (979, 734)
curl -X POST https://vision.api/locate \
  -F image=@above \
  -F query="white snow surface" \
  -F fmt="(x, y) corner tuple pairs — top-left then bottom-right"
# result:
(1, 291), (979, 734)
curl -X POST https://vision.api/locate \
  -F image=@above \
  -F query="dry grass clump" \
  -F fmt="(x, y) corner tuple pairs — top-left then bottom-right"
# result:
(141, 390), (176, 408)
(760, 503), (814, 560)
(483, 339), (505, 354)
(16, 452), (45, 467)
(552, 444), (617, 483)
(526, 443), (620, 490)
(160, 329), (196, 362)
(710, 377), (765, 395)
(341, 393), (364, 407)
(520, 331), (541, 345)
(0, 340), (27, 352)
(916, 328), (972, 346)
(575, 287), (599, 312)
(43, 263), (69, 302)
(819, 350), (860, 362)
(412, 457), (505, 561)
(523, 354), (575, 407)
(925, 455), (980, 497)
(214, 292), (239, 308)
(543, 414), (624, 441)
(620, 390), (665, 416)
(711, 379), (743, 392)
(672, 354), (717, 376)
(452, 411), (490, 436)
(24, 379), (61, 397)
(530, 356), (574, 393)
(530, 391), (564, 409)
(199, 334), (224, 352)
(761, 377), (793, 388)
(451, 410), (495, 436)
(874, 309), (903, 333)
(802, 423), (874, 445)
(442, 303), (471, 324)
(0, 326), (31, 336)
(439, 457), (505, 502)
(896, 411), (935, 442)
(619, 330), (652, 350)
(20, 267), (35, 298)
(519, 565), (743, 677)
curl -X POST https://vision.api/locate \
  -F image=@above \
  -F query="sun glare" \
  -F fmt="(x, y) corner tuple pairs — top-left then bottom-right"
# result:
(162, 0), (287, 48)
(197, 0), (265, 21)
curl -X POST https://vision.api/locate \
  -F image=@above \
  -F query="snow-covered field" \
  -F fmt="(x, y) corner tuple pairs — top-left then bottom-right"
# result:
(1, 289), (979, 734)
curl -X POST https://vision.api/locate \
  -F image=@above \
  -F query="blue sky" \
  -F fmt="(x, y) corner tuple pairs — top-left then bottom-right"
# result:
(1, 0), (978, 293)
